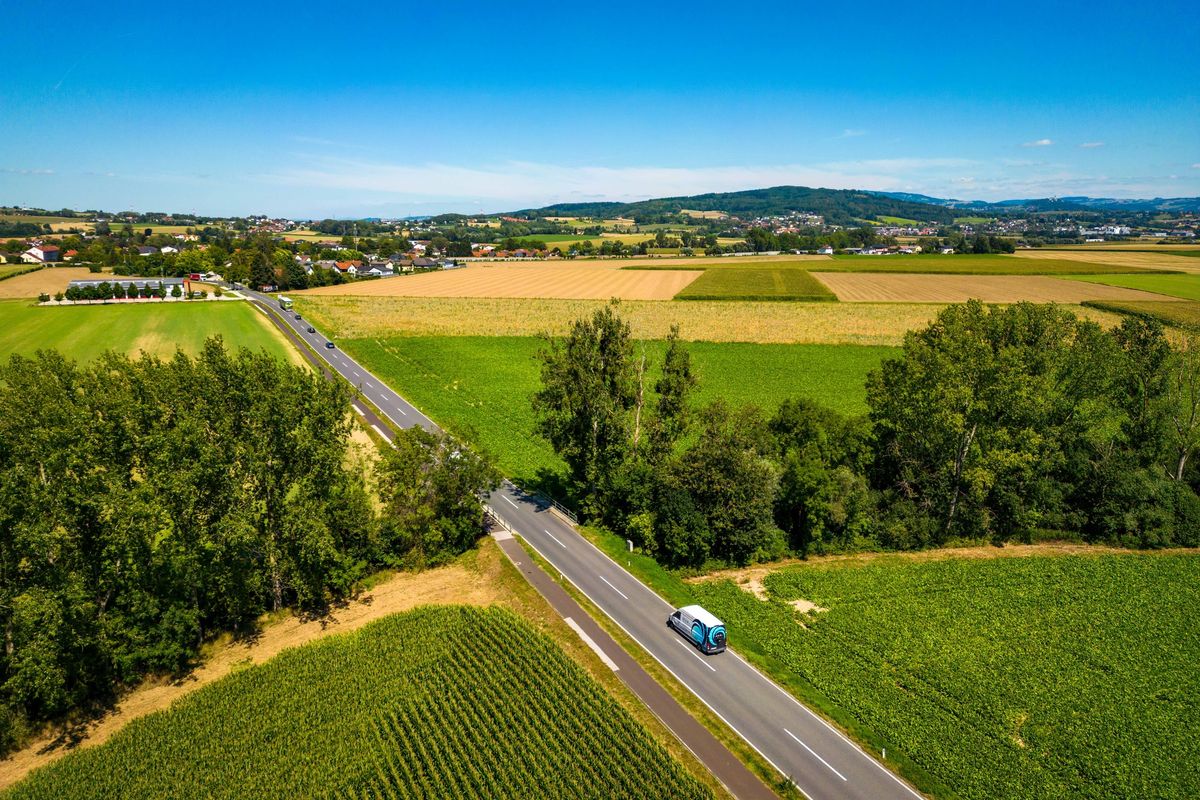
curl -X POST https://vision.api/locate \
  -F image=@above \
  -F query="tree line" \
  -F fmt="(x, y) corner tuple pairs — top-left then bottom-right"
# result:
(0, 341), (496, 751)
(533, 302), (1200, 571)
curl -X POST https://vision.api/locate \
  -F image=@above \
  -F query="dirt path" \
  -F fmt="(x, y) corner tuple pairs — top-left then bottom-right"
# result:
(0, 561), (501, 790)
(686, 542), (1196, 590)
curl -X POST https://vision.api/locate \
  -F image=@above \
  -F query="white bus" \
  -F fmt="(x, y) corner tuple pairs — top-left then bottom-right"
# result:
(278, 295), (293, 310)
(668, 605), (727, 654)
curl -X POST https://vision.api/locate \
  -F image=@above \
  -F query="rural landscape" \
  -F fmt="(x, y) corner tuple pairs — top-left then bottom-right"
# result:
(3, 2), (1198, 799)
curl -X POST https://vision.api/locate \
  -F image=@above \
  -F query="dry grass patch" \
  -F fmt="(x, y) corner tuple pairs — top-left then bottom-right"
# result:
(299, 265), (702, 300)
(297, 295), (1124, 347)
(812, 273), (1179, 303)
(0, 267), (95, 298)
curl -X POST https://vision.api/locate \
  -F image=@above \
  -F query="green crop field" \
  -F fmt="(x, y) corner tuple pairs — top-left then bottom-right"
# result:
(1082, 299), (1200, 330)
(4, 606), (710, 800)
(953, 216), (994, 224)
(1067, 273), (1200, 300)
(0, 300), (295, 362)
(690, 553), (1200, 800)
(675, 269), (836, 301)
(336, 335), (894, 482)
(876, 216), (919, 225)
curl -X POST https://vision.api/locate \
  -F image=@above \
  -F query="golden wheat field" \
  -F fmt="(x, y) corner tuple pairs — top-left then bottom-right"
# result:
(299, 265), (703, 300)
(295, 295), (1124, 346)
(811, 273), (1177, 303)
(1012, 249), (1199, 271)
(0, 267), (97, 298)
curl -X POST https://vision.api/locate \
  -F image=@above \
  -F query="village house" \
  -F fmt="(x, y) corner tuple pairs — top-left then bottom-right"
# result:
(138, 245), (159, 256)
(21, 244), (60, 263)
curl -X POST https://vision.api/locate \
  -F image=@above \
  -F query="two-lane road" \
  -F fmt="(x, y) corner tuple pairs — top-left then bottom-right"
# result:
(247, 289), (924, 800)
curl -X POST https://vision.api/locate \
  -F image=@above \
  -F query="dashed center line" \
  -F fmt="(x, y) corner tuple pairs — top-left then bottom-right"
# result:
(502, 495), (519, 508)
(674, 638), (717, 672)
(543, 529), (567, 548)
(598, 575), (628, 599)
(785, 728), (847, 781)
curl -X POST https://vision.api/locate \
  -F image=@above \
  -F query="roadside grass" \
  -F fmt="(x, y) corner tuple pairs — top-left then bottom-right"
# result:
(0, 299), (296, 363)
(1067, 273), (1200, 300)
(1081, 299), (1200, 330)
(333, 335), (895, 483)
(689, 552), (1200, 800)
(675, 269), (837, 301)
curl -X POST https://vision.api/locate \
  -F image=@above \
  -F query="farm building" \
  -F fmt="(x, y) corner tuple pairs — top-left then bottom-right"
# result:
(21, 244), (60, 263)
(68, 278), (185, 291)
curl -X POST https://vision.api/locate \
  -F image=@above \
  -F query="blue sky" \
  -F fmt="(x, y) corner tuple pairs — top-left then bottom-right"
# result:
(2, 0), (1198, 217)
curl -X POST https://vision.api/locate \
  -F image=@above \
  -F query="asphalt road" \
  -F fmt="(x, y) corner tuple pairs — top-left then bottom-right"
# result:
(246, 289), (925, 800)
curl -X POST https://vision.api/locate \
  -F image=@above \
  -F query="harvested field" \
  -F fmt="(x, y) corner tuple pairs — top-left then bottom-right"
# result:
(299, 265), (703, 300)
(296, 296), (1124, 346)
(812, 273), (1179, 303)
(0, 267), (95, 298)
(1082, 300), (1200, 330)
(1012, 249), (1197, 272)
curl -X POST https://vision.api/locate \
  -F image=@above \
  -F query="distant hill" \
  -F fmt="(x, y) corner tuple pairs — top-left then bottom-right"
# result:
(515, 186), (959, 226)
(871, 191), (1200, 214)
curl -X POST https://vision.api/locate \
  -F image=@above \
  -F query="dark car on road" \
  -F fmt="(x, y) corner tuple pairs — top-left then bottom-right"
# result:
(294, 313), (302, 320)
(325, 341), (335, 349)
(307, 326), (315, 333)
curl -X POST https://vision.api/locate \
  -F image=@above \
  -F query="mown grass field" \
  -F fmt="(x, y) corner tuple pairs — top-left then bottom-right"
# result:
(675, 269), (836, 301)
(1067, 273), (1200, 300)
(336, 335), (895, 481)
(0, 300), (295, 362)
(689, 553), (1200, 800)
(4, 606), (711, 800)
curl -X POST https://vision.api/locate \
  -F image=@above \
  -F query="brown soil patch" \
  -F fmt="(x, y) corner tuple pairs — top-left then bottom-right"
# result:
(299, 266), (703, 301)
(788, 598), (828, 614)
(812, 273), (1178, 303)
(0, 553), (504, 790)
(0, 268), (95, 299)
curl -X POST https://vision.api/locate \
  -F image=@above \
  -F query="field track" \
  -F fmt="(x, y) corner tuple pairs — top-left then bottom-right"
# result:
(299, 265), (703, 300)
(812, 273), (1179, 303)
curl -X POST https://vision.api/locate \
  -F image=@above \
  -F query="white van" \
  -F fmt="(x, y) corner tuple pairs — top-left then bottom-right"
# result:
(668, 605), (727, 654)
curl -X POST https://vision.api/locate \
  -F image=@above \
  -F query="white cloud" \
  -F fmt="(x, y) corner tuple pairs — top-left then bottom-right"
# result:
(839, 129), (867, 138)
(1192, 163), (1200, 169)
(0, 167), (54, 175)
(1079, 142), (1105, 148)
(1022, 138), (1054, 148)
(263, 157), (962, 206)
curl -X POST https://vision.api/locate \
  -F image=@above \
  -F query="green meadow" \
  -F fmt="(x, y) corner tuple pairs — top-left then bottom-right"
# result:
(337, 335), (895, 482)
(675, 269), (836, 301)
(1067, 272), (1200, 300)
(0, 300), (295, 363)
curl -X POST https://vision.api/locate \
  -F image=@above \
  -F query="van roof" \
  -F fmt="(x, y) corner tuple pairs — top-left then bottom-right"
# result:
(679, 605), (724, 628)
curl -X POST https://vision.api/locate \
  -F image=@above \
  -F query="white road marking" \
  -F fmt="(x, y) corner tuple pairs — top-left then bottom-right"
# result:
(352, 405), (364, 415)
(785, 728), (847, 781)
(674, 638), (717, 672)
(564, 617), (619, 671)
(371, 424), (393, 443)
(543, 529), (567, 548)
(502, 495), (519, 508)
(512, 532), (812, 799)
(598, 574), (628, 600)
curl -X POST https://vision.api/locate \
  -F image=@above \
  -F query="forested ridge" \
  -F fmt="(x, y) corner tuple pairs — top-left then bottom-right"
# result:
(534, 301), (1200, 568)
(0, 340), (496, 751)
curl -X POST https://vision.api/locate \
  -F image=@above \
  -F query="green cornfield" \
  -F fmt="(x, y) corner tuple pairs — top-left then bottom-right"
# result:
(5, 606), (711, 800)
(692, 553), (1200, 800)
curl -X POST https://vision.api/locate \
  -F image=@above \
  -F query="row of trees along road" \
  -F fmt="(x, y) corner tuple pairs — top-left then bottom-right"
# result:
(0, 340), (497, 752)
(533, 301), (1200, 570)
